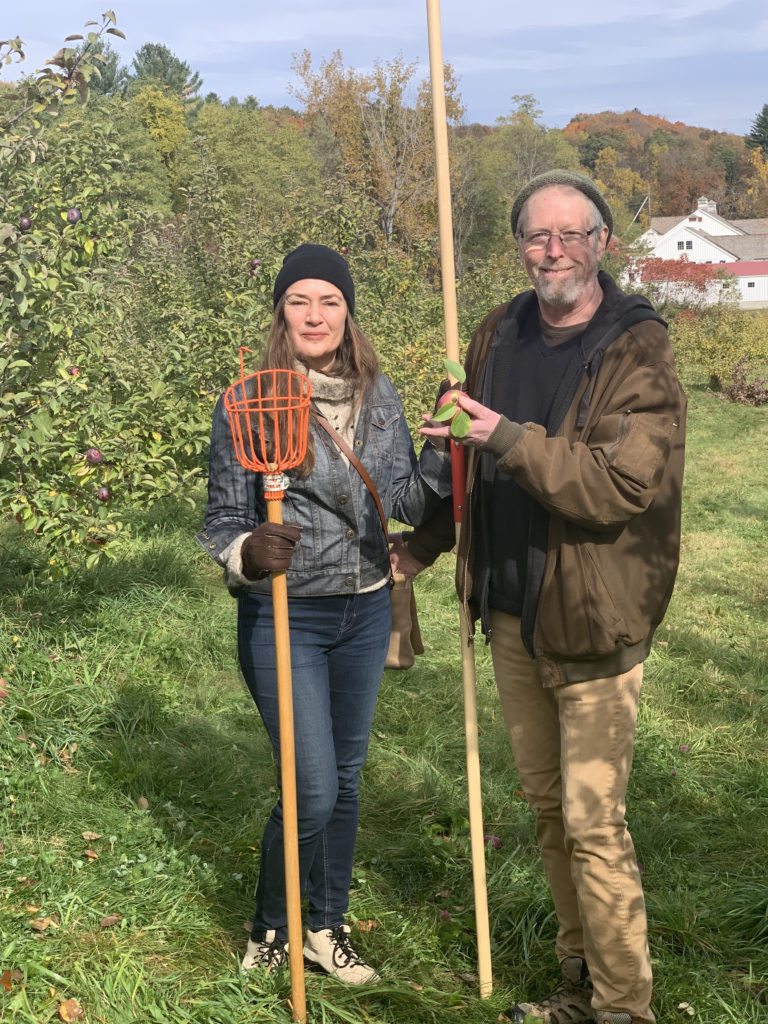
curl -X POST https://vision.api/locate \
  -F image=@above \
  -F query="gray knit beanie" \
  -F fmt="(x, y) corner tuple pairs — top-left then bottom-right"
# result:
(273, 243), (355, 315)
(510, 170), (613, 242)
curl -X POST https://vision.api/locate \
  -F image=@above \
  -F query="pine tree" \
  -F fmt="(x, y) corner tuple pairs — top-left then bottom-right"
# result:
(747, 104), (768, 156)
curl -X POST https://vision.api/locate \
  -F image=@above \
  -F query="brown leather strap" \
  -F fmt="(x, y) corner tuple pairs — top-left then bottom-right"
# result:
(313, 413), (389, 545)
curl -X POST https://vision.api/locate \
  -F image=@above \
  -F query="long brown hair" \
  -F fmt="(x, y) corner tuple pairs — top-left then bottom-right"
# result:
(258, 295), (380, 475)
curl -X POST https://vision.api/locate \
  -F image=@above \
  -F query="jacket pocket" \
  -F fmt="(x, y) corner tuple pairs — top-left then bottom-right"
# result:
(368, 402), (401, 493)
(542, 540), (630, 658)
(605, 411), (677, 488)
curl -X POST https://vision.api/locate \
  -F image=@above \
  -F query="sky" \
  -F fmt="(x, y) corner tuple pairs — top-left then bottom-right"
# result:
(3, 0), (767, 136)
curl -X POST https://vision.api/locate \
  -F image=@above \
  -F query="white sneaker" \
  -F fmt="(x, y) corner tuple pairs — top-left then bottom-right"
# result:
(241, 930), (288, 973)
(303, 924), (380, 984)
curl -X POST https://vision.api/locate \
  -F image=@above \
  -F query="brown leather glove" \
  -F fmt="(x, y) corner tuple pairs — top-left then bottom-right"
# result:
(241, 522), (302, 578)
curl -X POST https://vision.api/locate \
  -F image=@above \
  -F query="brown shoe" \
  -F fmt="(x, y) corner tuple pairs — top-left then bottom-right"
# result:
(502, 956), (595, 1023)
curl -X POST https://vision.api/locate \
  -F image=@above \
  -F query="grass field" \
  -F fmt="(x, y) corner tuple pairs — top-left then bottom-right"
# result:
(1, 386), (767, 1023)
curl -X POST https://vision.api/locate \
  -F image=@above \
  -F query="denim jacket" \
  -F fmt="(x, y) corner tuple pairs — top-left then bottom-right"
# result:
(196, 373), (451, 596)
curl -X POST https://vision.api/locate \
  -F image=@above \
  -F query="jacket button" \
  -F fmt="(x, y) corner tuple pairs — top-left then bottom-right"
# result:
(346, 529), (355, 538)
(354, 439), (362, 447)
(209, 543), (217, 549)
(344, 577), (354, 587)
(339, 495), (348, 505)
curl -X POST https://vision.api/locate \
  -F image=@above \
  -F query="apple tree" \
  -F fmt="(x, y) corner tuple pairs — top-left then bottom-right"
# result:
(0, 14), (219, 570)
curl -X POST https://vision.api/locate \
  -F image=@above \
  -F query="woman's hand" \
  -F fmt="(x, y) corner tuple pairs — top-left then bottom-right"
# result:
(419, 392), (501, 449)
(389, 532), (426, 578)
(241, 522), (302, 577)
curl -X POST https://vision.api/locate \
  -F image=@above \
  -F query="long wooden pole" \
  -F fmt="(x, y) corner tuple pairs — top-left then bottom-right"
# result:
(266, 494), (306, 1024)
(425, 0), (492, 998)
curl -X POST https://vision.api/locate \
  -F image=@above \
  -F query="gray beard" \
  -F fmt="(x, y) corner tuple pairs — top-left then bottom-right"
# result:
(534, 275), (584, 308)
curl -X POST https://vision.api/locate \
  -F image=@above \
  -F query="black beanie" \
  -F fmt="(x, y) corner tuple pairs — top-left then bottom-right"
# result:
(273, 244), (355, 315)
(510, 170), (613, 242)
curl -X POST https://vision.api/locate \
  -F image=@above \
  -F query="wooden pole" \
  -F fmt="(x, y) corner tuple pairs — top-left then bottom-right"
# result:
(425, 0), (492, 999)
(266, 495), (306, 1024)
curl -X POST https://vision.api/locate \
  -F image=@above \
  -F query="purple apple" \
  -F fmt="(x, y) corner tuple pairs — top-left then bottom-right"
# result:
(250, 257), (261, 269)
(19, 216), (31, 231)
(85, 448), (103, 465)
(66, 208), (82, 224)
(340, 245), (349, 254)
(97, 487), (110, 503)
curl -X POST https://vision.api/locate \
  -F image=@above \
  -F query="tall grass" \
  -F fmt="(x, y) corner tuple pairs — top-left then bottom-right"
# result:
(1, 388), (767, 1022)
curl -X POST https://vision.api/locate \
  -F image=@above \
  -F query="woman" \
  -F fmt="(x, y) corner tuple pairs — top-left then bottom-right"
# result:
(197, 244), (450, 983)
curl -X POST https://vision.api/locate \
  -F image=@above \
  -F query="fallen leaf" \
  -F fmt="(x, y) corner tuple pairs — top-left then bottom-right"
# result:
(0, 678), (7, 704)
(1, 971), (12, 992)
(355, 919), (381, 932)
(15, 734), (28, 742)
(136, 797), (149, 810)
(99, 914), (122, 928)
(82, 850), (98, 861)
(30, 916), (53, 932)
(0, 839), (5, 853)
(58, 998), (84, 1021)
(81, 831), (101, 842)
(243, 921), (252, 933)
(25, 904), (41, 913)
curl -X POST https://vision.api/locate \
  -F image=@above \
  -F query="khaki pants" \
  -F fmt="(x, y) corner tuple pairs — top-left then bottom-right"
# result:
(490, 611), (655, 1023)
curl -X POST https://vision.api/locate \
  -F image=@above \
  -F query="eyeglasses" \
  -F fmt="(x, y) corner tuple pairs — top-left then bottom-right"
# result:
(518, 228), (598, 252)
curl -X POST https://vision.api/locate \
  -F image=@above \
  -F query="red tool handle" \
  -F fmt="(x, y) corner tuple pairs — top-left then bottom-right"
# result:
(450, 438), (466, 524)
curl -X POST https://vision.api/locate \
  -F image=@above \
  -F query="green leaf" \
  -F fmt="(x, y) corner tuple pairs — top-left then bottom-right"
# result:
(443, 357), (466, 384)
(432, 400), (457, 422)
(450, 411), (471, 438)
(106, 27), (126, 39)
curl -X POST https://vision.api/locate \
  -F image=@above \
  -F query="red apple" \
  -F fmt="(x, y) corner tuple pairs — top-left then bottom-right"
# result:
(436, 388), (460, 410)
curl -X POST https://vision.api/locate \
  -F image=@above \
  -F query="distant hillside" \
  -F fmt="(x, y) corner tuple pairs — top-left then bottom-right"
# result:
(555, 108), (762, 220)
(563, 108), (744, 144)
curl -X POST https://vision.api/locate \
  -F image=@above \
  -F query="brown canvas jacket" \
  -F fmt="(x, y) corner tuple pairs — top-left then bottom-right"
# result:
(407, 272), (687, 685)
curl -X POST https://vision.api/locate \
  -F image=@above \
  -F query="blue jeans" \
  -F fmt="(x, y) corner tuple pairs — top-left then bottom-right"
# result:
(238, 587), (391, 940)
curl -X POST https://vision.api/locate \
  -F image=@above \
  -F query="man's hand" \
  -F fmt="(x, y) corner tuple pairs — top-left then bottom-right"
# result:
(241, 522), (302, 577)
(389, 532), (426, 578)
(420, 392), (501, 449)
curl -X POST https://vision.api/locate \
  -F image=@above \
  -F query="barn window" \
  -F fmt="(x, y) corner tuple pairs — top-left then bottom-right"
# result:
(685, 240), (693, 249)
(677, 241), (685, 250)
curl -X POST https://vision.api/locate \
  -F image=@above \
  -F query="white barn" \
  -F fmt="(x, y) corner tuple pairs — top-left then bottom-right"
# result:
(637, 198), (768, 308)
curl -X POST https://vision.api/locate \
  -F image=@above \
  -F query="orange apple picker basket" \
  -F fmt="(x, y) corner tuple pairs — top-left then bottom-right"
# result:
(223, 347), (311, 1024)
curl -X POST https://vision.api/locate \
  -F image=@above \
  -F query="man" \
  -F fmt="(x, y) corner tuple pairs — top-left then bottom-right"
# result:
(391, 170), (686, 1024)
